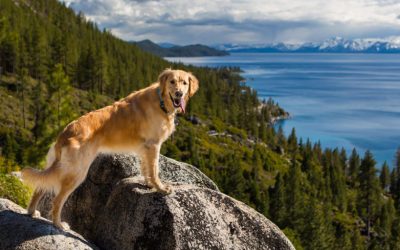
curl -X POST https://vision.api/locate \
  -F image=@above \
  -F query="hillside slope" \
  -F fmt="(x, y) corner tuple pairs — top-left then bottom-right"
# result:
(0, 0), (288, 219)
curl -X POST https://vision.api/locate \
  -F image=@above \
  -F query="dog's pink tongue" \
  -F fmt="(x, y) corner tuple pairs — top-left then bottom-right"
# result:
(179, 98), (186, 113)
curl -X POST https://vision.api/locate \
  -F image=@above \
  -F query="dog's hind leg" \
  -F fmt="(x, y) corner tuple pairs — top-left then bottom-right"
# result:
(51, 144), (98, 230)
(27, 188), (45, 218)
(51, 177), (79, 230)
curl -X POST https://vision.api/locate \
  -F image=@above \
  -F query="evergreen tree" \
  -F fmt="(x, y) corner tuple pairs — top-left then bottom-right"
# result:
(0, 30), (18, 73)
(357, 150), (381, 244)
(31, 80), (47, 142)
(269, 173), (287, 227)
(322, 149), (333, 202)
(276, 126), (287, 154)
(348, 148), (361, 187)
(0, 16), (6, 45)
(285, 157), (304, 230)
(2, 131), (18, 161)
(377, 199), (396, 249)
(390, 168), (397, 198)
(287, 128), (298, 155)
(223, 154), (247, 202)
(17, 68), (29, 129)
(394, 149), (400, 210)
(49, 63), (76, 131)
(31, 21), (49, 83)
(380, 161), (390, 191)
(313, 141), (323, 164)
(350, 229), (364, 250)
(391, 217), (400, 250)
(340, 147), (347, 171)
(330, 149), (347, 211)
(302, 198), (334, 250)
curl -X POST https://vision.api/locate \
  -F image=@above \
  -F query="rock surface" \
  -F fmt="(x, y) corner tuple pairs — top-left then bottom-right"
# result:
(36, 153), (294, 250)
(0, 198), (98, 250)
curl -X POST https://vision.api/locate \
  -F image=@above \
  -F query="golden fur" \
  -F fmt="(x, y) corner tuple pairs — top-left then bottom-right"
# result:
(21, 69), (199, 230)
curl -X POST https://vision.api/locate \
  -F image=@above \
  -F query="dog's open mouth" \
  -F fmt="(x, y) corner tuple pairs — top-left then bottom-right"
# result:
(169, 93), (186, 113)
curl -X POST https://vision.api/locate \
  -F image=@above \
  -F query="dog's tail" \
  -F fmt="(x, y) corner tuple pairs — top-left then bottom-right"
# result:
(21, 143), (62, 192)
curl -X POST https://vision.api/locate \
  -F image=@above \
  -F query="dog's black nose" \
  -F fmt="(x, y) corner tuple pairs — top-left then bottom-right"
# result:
(175, 91), (183, 98)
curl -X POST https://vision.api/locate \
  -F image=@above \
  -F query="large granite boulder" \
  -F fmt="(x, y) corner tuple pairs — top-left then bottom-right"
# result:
(0, 198), (98, 250)
(35, 154), (294, 250)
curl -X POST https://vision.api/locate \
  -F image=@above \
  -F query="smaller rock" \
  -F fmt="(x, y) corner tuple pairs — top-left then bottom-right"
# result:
(186, 115), (202, 125)
(0, 198), (98, 250)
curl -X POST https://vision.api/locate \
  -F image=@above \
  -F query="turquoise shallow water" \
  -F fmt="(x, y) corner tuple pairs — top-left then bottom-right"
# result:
(166, 53), (400, 168)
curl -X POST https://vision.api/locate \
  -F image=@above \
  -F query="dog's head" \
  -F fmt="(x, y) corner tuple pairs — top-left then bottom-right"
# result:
(158, 69), (199, 113)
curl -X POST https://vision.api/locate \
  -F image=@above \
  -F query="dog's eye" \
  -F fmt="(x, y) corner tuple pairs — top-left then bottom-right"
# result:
(170, 80), (176, 84)
(183, 81), (187, 85)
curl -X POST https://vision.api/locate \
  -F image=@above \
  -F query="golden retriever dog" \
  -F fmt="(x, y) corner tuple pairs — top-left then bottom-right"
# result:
(21, 69), (199, 230)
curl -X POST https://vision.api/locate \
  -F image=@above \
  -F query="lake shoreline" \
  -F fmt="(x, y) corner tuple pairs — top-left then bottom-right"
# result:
(167, 53), (400, 168)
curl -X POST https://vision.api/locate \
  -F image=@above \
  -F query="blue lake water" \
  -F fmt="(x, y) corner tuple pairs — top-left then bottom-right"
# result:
(166, 53), (400, 168)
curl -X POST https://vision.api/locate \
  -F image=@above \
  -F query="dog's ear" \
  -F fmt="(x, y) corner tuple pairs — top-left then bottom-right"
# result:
(188, 73), (199, 98)
(158, 68), (173, 91)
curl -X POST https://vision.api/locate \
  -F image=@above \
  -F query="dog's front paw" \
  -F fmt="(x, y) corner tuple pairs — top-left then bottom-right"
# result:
(159, 184), (173, 194)
(28, 210), (41, 218)
(55, 221), (70, 231)
(145, 181), (155, 189)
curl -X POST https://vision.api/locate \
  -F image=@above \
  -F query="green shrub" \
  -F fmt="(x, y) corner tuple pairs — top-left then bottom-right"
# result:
(282, 228), (304, 250)
(0, 174), (31, 208)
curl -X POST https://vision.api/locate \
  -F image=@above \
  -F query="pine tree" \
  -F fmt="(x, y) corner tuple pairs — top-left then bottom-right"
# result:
(50, 29), (67, 66)
(302, 198), (335, 250)
(357, 150), (381, 244)
(390, 168), (397, 196)
(269, 173), (287, 227)
(322, 149), (333, 202)
(0, 16), (6, 43)
(49, 64), (76, 131)
(17, 68), (29, 129)
(223, 153), (247, 202)
(348, 148), (361, 187)
(391, 217), (400, 250)
(350, 229), (364, 250)
(377, 199), (396, 249)
(330, 149), (347, 211)
(31, 80), (47, 142)
(276, 126), (287, 154)
(258, 121), (267, 142)
(2, 131), (18, 161)
(0, 31), (18, 73)
(380, 161), (390, 191)
(340, 147), (347, 171)
(285, 157), (305, 230)
(394, 149), (400, 210)
(31, 21), (49, 83)
(287, 128), (298, 155)
(313, 141), (323, 164)
(94, 46), (109, 94)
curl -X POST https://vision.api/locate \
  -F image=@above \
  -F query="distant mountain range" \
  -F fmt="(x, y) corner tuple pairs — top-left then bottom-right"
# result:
(133, 40), (229, 57)
(214, 36), (400, 53)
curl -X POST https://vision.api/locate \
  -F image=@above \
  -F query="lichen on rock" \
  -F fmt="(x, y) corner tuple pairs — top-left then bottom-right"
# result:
(0, 198), (98, 250)
(37, 153), (295, 250)
(1, 153), (294, 250)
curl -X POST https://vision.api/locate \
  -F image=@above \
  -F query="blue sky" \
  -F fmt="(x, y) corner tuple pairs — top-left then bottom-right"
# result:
(61, 0), (400, 45)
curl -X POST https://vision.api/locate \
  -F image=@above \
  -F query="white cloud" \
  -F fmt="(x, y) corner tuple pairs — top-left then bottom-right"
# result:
(60, 0), (400, 44)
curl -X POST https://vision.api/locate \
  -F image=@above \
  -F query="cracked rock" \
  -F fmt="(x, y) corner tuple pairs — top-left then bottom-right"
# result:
(33, 154), (294, 250)
(0, 198), (98, 250)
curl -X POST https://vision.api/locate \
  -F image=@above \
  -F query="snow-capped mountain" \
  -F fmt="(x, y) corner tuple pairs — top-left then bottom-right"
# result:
(215, 36), (400, 53)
